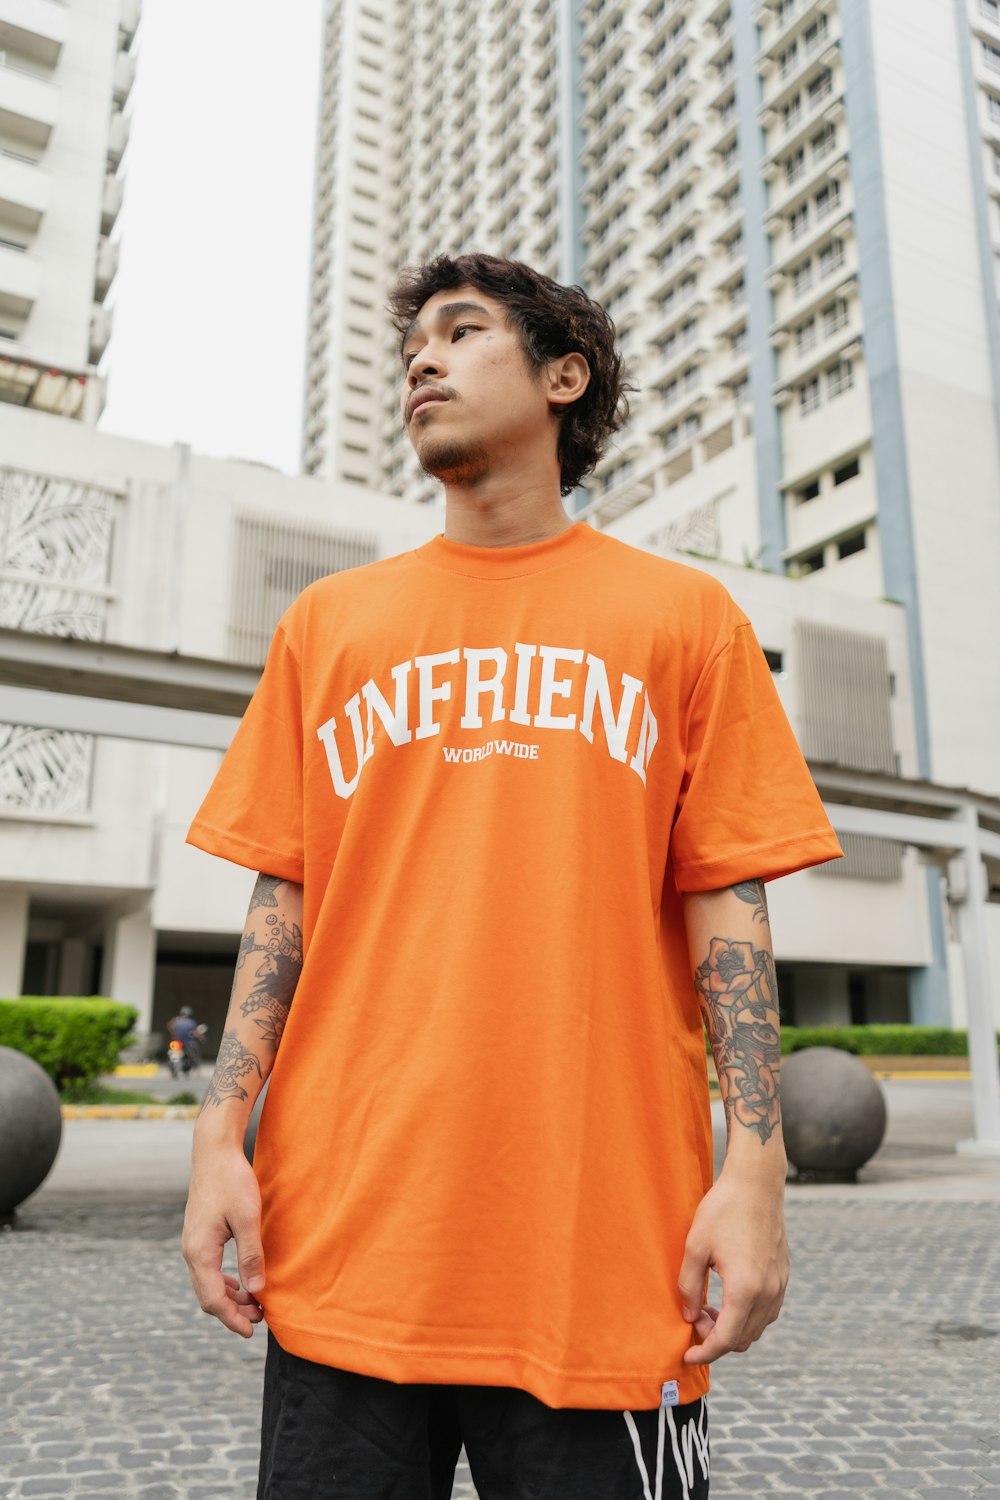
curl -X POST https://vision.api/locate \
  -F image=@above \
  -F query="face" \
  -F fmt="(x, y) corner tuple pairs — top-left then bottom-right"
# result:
(399, 286), (571, 487)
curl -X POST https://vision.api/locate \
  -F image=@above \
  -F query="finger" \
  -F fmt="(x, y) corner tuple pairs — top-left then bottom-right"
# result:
(232, 1216), (266, 1296)
(223, 1274), (260, 1304)
(186, 1246), (257, 1338)
(677, 1240), (710, 1322)
(691, 1308), (718, 1342)
(683, 1299), (752, 1366)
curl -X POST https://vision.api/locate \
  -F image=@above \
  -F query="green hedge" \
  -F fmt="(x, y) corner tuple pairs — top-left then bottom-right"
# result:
(0, 997), (138, 1100)
(705, 1024), (998, 1057)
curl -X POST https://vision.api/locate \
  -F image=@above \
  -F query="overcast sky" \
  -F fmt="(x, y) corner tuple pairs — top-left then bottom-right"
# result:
(99, 0), (323, 476)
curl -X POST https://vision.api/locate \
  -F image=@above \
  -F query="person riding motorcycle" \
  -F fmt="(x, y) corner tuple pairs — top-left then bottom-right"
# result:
(166, 1006), (204, 1074)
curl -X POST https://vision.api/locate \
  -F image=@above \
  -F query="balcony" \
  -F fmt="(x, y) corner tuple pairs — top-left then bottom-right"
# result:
(94, 235), (119, 302)
(646, 332), (710, 392)
(0, 145), (48, 230)
(89, 302), (113, 365)
(106, 107), (130, 170)
(0, 0), (68, 67)
(119, 0), (141, 47)
(0, 235), (40, 317)
(113, 49), (137, 108)
(101, 172), (123, 235)
(0, 57), (58, 148)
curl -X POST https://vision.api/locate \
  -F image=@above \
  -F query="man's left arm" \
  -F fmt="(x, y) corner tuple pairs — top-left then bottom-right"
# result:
(678, 877), (789, 1365)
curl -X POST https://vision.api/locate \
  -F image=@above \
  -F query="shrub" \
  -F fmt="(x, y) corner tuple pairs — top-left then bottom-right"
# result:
(0, 997), (139, 1099)
(705, 1024), (999, 1057)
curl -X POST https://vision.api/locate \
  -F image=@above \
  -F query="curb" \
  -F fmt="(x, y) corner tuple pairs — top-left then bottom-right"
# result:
(61, 1105), (201, 1120)
(63, 1074), (972, 1120)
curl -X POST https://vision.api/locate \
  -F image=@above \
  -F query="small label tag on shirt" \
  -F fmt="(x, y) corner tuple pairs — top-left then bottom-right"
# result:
(661, 1381), (679, 1408)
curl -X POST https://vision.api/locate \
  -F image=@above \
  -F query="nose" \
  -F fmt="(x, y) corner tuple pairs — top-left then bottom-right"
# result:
(407, 346), (446, 386)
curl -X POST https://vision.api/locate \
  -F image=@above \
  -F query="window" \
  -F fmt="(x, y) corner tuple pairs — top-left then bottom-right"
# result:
(819, 238), (845, 276)
(984, 40), (1000, 73)
(827, 358), (854, 397)
(779, 42), (798, 78)
(837, 530), (866, 559)
(987, 92), (1000, 123)
(796, 316), (817, 353)
(823, 298), (849, 336)
(792, 259), (814, 295)
(804, 15), (829, 51)
(983, 0), (1000, 21)
(783, 95), (802, 132)
(790, 203), (810, 239)
(795, 478), (820, 503)
(799, 375), (821, 413)
(807, 71), (833, 107)
(811, 123), (837, 161)
(833, 455), (860, 485)
(815, 181), (840, 219)
(785, 148), (805, 184)
(763, 648), (784, 673)
(796, 547), (825, 573)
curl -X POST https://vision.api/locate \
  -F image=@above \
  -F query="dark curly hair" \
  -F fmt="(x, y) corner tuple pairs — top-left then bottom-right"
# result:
(387, 252), (633, 497)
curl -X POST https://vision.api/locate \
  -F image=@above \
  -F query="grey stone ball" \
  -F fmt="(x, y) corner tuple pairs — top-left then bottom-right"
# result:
(0, 1046), (63, 1218)
(782, 1046), (887, 1182)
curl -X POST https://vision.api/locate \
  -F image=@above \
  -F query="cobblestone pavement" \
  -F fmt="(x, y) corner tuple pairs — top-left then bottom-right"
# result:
(2, 1091), (999, 1498)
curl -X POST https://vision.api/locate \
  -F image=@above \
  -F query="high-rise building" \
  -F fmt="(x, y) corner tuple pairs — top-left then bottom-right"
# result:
(304, 0), (1000, 1029)
(0, 0), (139, 423)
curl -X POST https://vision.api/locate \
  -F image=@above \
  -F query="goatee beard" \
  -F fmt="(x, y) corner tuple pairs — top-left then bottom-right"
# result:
(419, 437), (491, 487)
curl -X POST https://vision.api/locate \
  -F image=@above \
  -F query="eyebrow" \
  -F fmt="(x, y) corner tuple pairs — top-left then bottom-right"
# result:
(401, 300), (494, 357)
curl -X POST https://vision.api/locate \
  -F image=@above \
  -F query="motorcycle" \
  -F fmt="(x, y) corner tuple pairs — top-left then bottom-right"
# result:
(166, 1023), (207, 1081)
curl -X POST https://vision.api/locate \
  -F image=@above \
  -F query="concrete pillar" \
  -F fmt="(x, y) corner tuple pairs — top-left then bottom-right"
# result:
(100, 905), (156, 1036)
(0, 889), (29, 996)
(951, 807), (1000, 1157)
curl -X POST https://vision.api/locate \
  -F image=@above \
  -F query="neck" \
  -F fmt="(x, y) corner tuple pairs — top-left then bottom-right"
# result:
(441, 461), (573, 549)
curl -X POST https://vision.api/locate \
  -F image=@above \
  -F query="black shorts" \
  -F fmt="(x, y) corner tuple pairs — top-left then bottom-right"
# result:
(259, 1332), (710, 1499)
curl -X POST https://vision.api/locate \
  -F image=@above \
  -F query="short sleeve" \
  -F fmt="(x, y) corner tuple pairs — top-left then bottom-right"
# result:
(186, 620), (305, 883)
(669, 620), (844, 892)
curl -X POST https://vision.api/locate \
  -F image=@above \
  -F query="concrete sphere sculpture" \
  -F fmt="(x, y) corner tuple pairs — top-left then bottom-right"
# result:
(781, 1046), (887, 1183)
(0, 1046), (63, 1221)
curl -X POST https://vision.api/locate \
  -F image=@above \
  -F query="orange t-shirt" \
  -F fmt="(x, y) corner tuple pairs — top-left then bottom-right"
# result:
(187, 523), (843, 1410)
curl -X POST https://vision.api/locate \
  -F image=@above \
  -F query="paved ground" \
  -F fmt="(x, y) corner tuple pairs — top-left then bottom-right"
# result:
(1, 1081), (998, 1498)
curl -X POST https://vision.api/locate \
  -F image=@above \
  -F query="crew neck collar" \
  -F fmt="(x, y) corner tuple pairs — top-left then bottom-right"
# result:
(413, 522), (603, 580)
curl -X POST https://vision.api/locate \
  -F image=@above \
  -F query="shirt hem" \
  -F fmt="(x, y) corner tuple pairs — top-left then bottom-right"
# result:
(672, 827), (844, 892)
(186, 819), (305, 884)
(264, 1313), (711, 1411)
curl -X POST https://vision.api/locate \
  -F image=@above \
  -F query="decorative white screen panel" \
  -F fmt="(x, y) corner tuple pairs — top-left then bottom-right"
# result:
(0, 466), (118, 817)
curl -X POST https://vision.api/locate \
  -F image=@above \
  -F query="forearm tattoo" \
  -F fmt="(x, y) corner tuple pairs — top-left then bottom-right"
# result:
(731, 878), (770, 926)
(203, 874), (303, 1109)
(204, 1030), (262, 1108)
(694, 905), (781, 1146)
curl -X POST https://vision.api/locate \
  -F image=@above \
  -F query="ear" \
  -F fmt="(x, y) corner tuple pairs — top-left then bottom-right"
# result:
(547, 352), (590, 410)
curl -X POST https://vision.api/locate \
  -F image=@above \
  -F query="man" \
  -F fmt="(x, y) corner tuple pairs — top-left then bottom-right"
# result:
(182, 253), (843, 1499)
(166, 1004), (201, 1072)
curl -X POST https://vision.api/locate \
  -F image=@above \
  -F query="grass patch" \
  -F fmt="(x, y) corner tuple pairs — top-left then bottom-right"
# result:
(63, 1083), (162, 1106)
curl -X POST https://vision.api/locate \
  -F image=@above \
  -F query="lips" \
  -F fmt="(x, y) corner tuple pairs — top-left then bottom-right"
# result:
(407, 389), (449, 422)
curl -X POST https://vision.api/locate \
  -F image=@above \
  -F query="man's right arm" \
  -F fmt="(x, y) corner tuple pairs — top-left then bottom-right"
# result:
(181, 872), (304, 1337)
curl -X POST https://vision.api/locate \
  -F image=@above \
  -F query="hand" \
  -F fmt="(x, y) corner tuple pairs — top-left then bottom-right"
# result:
(181, 1144), (267, 1338)
(677, 1168), (789, 1365)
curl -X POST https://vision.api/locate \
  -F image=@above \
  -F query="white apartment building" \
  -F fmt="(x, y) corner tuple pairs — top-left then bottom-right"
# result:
(0, 0), (138, 422)
(303, 0), (1000, 1029)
